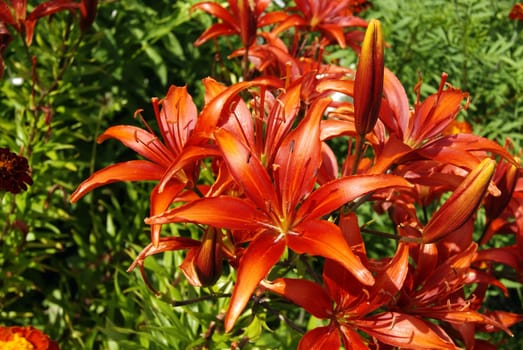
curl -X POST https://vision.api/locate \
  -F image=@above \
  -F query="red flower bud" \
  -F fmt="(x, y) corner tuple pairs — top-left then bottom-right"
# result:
(423, 158), (496, 243)
(354, 19), (384, 136)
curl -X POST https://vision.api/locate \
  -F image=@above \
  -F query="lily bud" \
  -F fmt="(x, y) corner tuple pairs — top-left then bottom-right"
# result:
(423, 158), (496, 243)
(354, 19), (384, 136)
(181, 227), (223, 287)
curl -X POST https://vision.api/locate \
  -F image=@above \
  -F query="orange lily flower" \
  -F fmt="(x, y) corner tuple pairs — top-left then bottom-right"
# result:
(271, 0), (368, 48)
(147, 96), (412, 331)
(192, 0), (286, 48)
(394, 243), (513, 348)
(262, 242), (460, 349)
(70, 85), (221, 246)
(368, 71), (518, 175)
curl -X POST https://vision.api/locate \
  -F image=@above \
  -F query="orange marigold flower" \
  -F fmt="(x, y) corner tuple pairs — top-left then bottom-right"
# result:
(0, 326), (59, 350)
(0, 147), (33, 194)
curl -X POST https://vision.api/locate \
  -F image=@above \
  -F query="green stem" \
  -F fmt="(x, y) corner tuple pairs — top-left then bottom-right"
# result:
(170, 292), (231, 307)
(360, 227), (422, 244)
(351, 134), (365, 175)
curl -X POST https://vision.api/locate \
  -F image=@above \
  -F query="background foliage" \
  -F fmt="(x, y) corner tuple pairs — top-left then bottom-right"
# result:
(0, 0), (521, 348)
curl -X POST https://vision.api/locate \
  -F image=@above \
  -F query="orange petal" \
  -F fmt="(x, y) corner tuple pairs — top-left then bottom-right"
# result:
(358, 312), (459, 349)
(127, 236), (200, 273)
(156, 85), (198, 155)
(381, 68), (410, 139)
(224, 231), (285, 332)
(274, 97), (330, 215)
(297, 174), (412, 222)
(70, 160), (165, 203)
(339, 325), (368, 350)
(298, 325), (340, 350)
(149, 182), (186, 247)
(261, 277), (331, 319)
(145, 196), (264, 231)
(368, 243), (409, 309)
(98, 125), (173, 168)
(215, 128), (279, 211)
(289, 220), (375, 286)
(193, 78), (281, 142)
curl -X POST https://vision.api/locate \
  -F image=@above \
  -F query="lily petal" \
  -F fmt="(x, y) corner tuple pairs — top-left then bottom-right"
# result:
(193, 23), (236, 46)
(289, 219), (374, 286)
(158, 144), (221, 192)
(275, 97), (329, 215)
(358, 312), (459, 349)
(149, 182), (186, 247)
(97, 125), (173, 168)
(193, 78), (281, 142)
(339, 325), (369, 350)
(297, 174), (412, 221)
(215, 128), (279, 211)
(224, 231), (285, 332)
(261, 277), (332, 319)
(192, 1), (237, 26)
(298, 325), (340, 350)
(145, 196), (264, 231)
(156, 85), (198, 155)
(380, 68), (409, 139)
(127, 236), (200, 273)
(368, 243), (409, 309)
(70, 160), (165, 203)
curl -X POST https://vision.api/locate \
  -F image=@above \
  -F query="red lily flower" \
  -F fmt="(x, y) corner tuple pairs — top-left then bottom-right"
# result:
(70, 85), (221, 246)
(271, 0), (368, 48)
(262, 238), (460, 349)
(147, 95), (412, 331)
(192, 0), (286, 48)
(0, 0), (80, 45)
(371, 71), (518, 174)
(394, 242), (513, 349)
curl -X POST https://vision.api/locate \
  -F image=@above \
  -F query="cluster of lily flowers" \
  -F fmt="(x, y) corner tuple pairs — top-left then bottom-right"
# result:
(70, 0), (523, 348)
